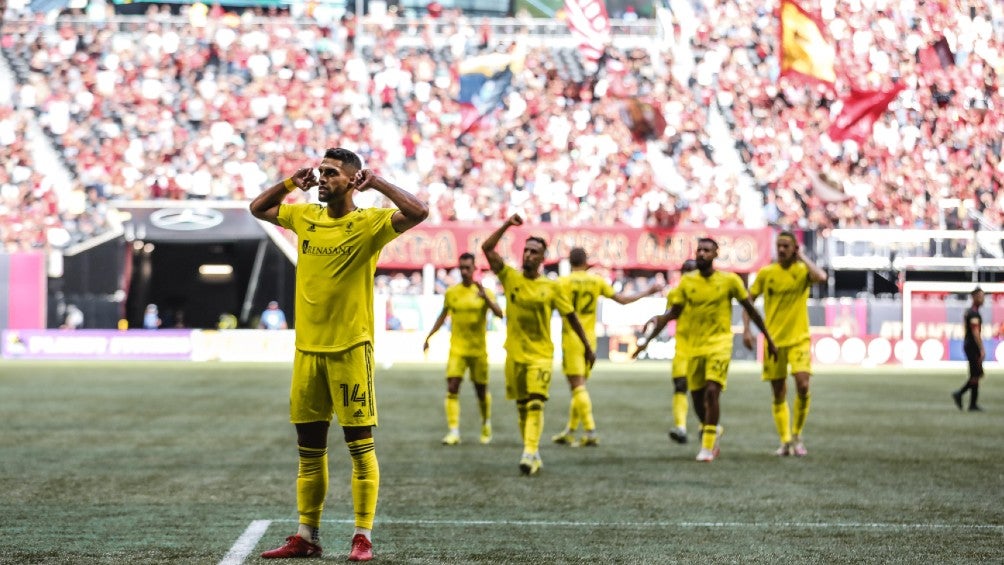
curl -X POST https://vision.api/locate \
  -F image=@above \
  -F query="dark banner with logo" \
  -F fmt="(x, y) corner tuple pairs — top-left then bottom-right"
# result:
(114, 203), (265, 242)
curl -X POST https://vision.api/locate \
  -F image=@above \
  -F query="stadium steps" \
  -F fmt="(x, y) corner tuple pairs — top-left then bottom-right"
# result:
(0, 45), (76, 202)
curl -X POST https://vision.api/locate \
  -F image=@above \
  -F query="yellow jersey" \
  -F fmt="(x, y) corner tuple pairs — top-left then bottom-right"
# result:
(277, 204), (399, 353)
(749, 261), (811, 347)
(443, 282), (495, 356)
(669, 270), (748, 357)
(558, 271), (615, 349)
(498, 265), (573, 364)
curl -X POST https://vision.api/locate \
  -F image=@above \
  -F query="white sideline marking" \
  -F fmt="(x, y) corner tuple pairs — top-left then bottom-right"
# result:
(218, 519), (271, 565)
(221, 518), (1001, 564)
(273, 517), (1003, 530)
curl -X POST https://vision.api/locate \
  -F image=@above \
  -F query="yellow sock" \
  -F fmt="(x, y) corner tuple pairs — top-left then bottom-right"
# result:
(348, 438), (379, 530)
(517, 402), (528, 439)
(573, 386), (595, 432)
(672, 392), (689, 430)
(772, 400), (792, 444)
(445, 392), (460, 430)
(793, 393), (811, 436)
(296, 446), (328, 529)
(479, 392), (492, 425)
(565, 394), (580, 433)
(524, 399), (544, 454)
(701, 424), (717, 451)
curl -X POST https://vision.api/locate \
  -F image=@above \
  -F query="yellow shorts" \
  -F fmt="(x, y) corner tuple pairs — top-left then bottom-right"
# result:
(561, 341), (592, 379)
(505, 356), (553, 401)
(446, 352), (489, 385)
(671, 354), (689, 379)
(290, 343), (377, 427)
(686, 349), (731, 392)
(762, 340), (812, 381)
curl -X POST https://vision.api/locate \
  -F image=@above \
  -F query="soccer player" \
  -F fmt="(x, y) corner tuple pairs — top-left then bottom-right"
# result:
(952, 287), (986, 412)
(634, 238), (777, 462)
(481, 214), (595, 475)
(423, 252), (504, 445)
(633, 259), (699, 445)
(742, 232), (827, 456)
(249, 147), (428, 561)
(551, 247), (664, 447)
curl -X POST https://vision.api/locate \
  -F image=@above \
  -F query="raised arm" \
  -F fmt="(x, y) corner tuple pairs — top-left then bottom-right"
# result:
(481, 214), (522, 274)
(249, 167), (316, 225)
(354, 170), (429, 233)
(611, 281), (666, 305)
(798, 247), (828, 284)
(476, 281), (505, 318)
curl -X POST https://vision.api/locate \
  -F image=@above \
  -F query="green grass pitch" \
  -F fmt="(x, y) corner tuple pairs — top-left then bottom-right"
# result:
(1, 360), (1001, 564)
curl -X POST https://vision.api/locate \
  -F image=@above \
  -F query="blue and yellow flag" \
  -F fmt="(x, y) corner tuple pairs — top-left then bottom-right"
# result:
(456, 48), (525, 134)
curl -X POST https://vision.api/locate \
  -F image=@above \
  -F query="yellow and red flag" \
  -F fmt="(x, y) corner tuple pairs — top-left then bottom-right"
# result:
(778, 0), (836, 87)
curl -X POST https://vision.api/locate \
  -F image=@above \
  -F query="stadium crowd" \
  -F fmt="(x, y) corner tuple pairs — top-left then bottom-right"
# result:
(0, 0), (1001, 255)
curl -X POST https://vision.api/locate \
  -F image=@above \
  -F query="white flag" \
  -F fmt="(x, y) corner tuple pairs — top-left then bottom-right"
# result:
(564, 0), (611, 63)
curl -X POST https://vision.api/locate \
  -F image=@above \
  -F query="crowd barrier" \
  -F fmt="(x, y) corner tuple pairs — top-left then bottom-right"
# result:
(4, 328), (1000, 367)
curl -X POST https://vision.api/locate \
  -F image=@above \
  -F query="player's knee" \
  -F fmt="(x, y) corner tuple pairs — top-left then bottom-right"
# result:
(342, 425), (372, 443)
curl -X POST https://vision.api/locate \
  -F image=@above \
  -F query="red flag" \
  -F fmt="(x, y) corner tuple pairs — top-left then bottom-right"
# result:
(563, 0), (611, 64)
(778, 0), (836, 87)
(827, 85), (905, 143)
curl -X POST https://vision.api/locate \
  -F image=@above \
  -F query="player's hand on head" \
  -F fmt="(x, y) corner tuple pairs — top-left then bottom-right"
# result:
(292, 167), (317, 189)
(352, 169), (376, 191)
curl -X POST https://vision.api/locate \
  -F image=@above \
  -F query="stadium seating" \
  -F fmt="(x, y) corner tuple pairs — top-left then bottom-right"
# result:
(0, 1), (1001, 252)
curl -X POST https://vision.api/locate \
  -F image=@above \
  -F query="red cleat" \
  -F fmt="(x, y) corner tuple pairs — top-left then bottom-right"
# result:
(347, 533), (373, 562)
(260, 534), (322, 559)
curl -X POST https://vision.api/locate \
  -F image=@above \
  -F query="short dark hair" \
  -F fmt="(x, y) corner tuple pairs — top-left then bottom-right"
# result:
(777, 231), (798, 244)
(697, 237), (718, 250)
(681, 259), (697, 273)
(527, 236), (548, 253)
(972, 287), (984, 296)
(569, 247), (588, 267)
(323, 147), (362, 170)
(459, 252), (475, 263)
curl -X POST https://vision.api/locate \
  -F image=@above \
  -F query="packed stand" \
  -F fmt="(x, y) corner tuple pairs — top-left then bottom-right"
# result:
(693, 0), (1004, 230)
(4, 1), (1001, 239)
(0, 4), (749, 233)
(0, 102), (111, 252)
